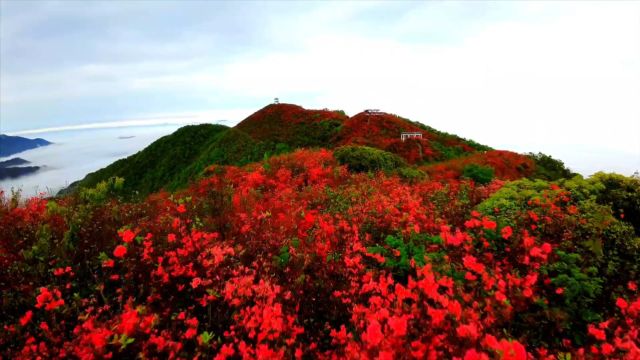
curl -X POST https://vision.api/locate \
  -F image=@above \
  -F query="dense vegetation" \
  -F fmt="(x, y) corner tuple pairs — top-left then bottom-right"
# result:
(3, 103), (638, 359)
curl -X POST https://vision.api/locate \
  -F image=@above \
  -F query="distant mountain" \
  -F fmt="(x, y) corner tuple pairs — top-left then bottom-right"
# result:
(0, 134), (51, 157)
(64, 103), (534, 197)
(0, 166), (40, 180)
(0, 157), (30, 168)
(0, 157), (41, 180)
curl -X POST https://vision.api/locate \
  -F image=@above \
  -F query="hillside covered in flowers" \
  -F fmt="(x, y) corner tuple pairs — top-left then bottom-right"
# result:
(1, 104), (639, 359)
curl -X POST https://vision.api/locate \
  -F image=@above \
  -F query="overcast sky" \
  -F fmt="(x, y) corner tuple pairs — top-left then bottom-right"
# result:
(1, 1), (639, 174)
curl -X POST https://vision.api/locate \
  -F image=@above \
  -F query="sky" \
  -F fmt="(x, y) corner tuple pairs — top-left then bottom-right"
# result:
(1, 1), (639, 175)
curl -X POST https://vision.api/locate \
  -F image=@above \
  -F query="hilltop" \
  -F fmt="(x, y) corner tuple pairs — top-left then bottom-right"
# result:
(235, 103), (347, 147)
(65, 103), (535, 197)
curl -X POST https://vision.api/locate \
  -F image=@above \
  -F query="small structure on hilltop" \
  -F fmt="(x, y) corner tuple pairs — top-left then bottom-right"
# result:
(274, 97), (280, 104)
(401, 132), (423, 142)
(365, 109), (384, 115)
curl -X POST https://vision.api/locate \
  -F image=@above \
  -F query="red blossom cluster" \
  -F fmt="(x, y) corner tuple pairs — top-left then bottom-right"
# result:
(423, 150), (535, 181)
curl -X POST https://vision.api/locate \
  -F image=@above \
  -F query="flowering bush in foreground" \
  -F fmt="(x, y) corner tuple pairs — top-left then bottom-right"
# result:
(0, 149), (638, 359)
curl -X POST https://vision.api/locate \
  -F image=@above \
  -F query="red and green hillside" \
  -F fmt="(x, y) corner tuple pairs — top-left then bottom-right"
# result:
(67, 104), (529, 196)
(335, 111), (490, 164)
(3, 103), (638, 359)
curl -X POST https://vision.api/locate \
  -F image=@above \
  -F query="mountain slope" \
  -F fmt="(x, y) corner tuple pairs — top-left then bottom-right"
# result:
(71, 124), (230, 195)
(0, 134), (51, 157)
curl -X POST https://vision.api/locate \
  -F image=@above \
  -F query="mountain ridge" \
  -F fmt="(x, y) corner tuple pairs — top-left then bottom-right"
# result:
(63, 103), (539, 197)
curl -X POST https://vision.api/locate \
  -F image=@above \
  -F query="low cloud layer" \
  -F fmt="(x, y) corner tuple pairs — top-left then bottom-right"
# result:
(0, 125), (184, 197)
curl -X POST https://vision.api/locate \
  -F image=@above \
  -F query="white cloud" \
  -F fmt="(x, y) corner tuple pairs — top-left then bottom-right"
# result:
(210, 2), (640, 171)
(1, 1), (638, 175)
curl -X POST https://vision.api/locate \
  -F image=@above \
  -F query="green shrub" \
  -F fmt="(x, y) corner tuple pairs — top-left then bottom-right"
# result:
(462, 164), (494, 185)
(528, 152), (575, 181)
(395, 167), (427, 183)
(367, 233), (433, 280)
(476, 177), (640, 346)
(334, 145), (407, 173)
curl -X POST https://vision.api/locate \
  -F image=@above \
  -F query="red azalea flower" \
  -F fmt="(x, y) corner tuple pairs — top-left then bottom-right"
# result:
(616, 297), (628, 310)
(19, 311), (33, 326)
(113, 245), (127, 258)
(120, 229), (136, 243)
(501, 226), (513, 239)
(387, 315), (407, 337)
(363, 319), (383, 347)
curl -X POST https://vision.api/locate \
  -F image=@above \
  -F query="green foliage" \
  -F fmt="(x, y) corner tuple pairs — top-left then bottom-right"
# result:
(589, 172), (640, 236)
(334, 145), (407, 173)
(78, 177), (125, 205)
(528, 152), (575, 181)
(540, 250), (603, 344)
(395, 167), (427, 183)
(477, 175), (640, 346)
(559, 173), (640, 236)
(600, 220), (640, 296)
(461, 164), (494, 185)
(476, 178), (551, 217)
(199, 331), (214, 346)
(367, 233), (433, 279)
(430, 142), (468, 161)
(170, 128), (272, 190)
(273, 245), (292, 267)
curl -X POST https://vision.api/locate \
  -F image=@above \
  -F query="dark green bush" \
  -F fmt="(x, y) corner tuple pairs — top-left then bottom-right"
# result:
(462, 164), (494, 185)
(334, 145), (407, 173)
(395, 167), (427, 183)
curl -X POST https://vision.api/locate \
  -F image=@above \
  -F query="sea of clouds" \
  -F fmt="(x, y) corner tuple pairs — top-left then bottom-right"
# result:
(0, 125), (186, 198)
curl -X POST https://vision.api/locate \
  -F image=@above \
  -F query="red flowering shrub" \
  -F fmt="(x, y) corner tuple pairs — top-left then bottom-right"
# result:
(0, 149), (637, 359)
(424, 150), (535, 182)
